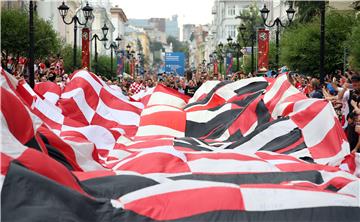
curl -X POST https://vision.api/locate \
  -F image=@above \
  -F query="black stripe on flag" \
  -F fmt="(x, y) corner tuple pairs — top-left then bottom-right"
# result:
(185, 109), (243, 138)
(81, 175), (159, 199)
(225, 117), (291, 150)
(233, 81), (268, 95)
(170, 170), (324, 185)
(39, 133), (75, 171)
(258, 128), (303, 152)
(184, 81), (232, 109)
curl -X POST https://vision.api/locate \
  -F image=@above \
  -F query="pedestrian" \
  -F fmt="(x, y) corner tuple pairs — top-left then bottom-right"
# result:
(184, 79), (197, 97)
(309, 78), (324, 99)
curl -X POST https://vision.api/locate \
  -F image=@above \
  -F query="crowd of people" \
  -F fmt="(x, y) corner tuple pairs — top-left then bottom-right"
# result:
(2, 55), (359, 153)
(288, 70), (360, 153)
(104, 70), (254, 97)
(1, 54), (68, 87)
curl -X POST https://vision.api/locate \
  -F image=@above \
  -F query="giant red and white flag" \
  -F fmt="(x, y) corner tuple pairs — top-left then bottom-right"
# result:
(1, 67), (359, 221)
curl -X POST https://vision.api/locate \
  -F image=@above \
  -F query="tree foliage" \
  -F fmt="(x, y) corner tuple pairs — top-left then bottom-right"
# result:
(59, 45), (82, 73)
(1, 9), (61, 59)
(92, 55), (117, 80)
(352, 1), (360, 11)
(280, 10), (355, 75)
(349, 21), (360, 71)
(236, 2), (263, 47)
(166, 36), (190, 59)
(150, 41), (164, 52)
(291, 1), (325, 23)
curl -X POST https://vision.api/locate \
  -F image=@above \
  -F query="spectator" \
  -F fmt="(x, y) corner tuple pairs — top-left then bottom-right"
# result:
(184, 80), (197, 97)
(309, 78), (324, 99)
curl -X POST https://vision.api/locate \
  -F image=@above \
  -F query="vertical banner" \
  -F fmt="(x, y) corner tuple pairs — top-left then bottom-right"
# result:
(226, 53), (233, 75)
(130, 59), (136, 78)
(257, 29), (269, 72)
(117, 50), (124, 77)
(81, 28), (90, 70)
(214, 62), (218, 76)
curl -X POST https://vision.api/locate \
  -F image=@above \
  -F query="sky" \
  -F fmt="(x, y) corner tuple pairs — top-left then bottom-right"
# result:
(113, 0), (214, 25)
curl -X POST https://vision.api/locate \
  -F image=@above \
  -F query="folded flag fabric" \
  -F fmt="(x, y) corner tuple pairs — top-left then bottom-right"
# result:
(1, 67), (359, 222)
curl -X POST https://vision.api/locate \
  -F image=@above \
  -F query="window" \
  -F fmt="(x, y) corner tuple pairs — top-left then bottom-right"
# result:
(227, 5), (236, 17)
(225, 25), (237, 38)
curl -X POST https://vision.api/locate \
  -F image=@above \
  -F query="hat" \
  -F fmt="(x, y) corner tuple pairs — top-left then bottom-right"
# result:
(39, 63), (46, 70)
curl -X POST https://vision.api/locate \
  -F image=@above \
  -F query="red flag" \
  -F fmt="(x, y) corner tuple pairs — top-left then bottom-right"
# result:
(257, 29), (269, 72)
(81, 28), (90, 70)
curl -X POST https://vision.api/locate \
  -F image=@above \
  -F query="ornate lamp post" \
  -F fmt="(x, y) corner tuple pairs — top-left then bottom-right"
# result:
(102, 30), (122, 77)
(91, 23), (106, 74)
(260, 3), (295, 70)
(58, 1), (93, 69)
(218, 42), (225, 77)
(226, 35), (242, 72)
(320, 1), (325, 84)
(238, 23), (256, 74)
(28, 1), (35, 88)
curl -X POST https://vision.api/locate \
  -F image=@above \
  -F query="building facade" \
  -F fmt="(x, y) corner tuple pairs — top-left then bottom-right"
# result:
(110, 6), (128, 49)
(211, 0), (267, 45)
(124, 26), (151, 64)
(187, 25), (210, 69)
(183, 24), (196, 43)
(149, 18), (166, 32)
(165, 15), (180, 40)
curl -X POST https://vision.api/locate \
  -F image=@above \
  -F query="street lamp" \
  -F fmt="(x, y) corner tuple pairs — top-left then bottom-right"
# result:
(238, 23), (256, 74)
(218, 42), (225, 76)
(320, 2), (325, 84)
(227, 36), (233, 46)
(91, 24), (105, 75)
(126, 43), (131, 54)
(218, 42), (224, 49)
(115, 35), (122, 47)
(260, 3), (295, 71)
(92, 24), (122, 75)
(227, 37), (242, 73)
(58, 1), (93, 69)
(28, 1), (35, 88)
(101, 24), (123, 77)
(101, 23), (109, 37)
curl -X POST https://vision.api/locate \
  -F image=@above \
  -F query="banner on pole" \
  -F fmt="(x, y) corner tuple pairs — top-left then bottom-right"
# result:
(257, 29), (269, 72)
(165, 52), (185, 76)
(81, 28), (90, 70)
(226, 53), (233, 75)
(214, 62), (218, 75)
(117, 50), (124, 77)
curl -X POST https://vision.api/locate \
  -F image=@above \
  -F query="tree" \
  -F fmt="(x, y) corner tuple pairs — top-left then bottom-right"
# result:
(136, 38), (143, 52)
(236, 2), (263, 47)
(279, 10), (355, 75)
(268, 42), (277, 70)
(93, 55), (117, 80)
(291, 1), (325, 23)
(167, 36), (189, 55)
(149, 41), (164, 52)
(349, 21), (360, 71)
(1, 9), (61, 59)
(149, 40), (165, 66)
(352, 1), (360, 11)
(60, 44), (82, 73)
